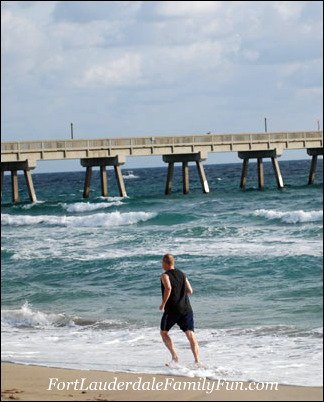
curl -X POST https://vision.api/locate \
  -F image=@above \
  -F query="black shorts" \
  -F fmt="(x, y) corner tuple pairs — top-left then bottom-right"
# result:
(160, 311), (194, 332)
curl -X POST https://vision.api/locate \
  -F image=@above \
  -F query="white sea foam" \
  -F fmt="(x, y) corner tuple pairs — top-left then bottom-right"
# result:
(1, 211), (155, 228)
(1, 302), (71, 329)
(254, 209), (323, 224)
(1, 303), (123, 330)
(20, 201), (45, 210)
(97, 196), (126, 201)
(61, 201), (123, 213)
(1, 304), (323, 386)
(122, 172), (140, 179)
(6, 228), (323, 262)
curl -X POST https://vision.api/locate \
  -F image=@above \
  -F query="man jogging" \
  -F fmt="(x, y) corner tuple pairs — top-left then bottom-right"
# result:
(159, 254), (200, 366)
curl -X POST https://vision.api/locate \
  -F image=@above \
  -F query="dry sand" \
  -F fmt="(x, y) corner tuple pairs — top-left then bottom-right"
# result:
(1, 362), (322, 401)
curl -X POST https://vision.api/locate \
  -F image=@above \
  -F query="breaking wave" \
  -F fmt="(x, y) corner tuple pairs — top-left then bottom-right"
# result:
(61, 200), (123, 213)
(253, 209), (323, 224)
(1, 211), (156, 228)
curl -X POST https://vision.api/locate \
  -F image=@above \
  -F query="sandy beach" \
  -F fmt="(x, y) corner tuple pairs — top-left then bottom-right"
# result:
(1, 362), (322, 401)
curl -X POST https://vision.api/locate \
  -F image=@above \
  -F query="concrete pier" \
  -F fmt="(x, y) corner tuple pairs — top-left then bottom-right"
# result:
(271, 157), (284, 189)
(24, 170), (37, 203)
(307, 148), (323, 185)
(1, 171), (4, 199)
(163, 153), (209, 195)
(240, 158), (249, 190)
(11, 170), (19, 203)
(257, 158), (265, 190)
(238, 150), (284, 190)
(80, 156), (127, 198)
(196, 161), (210, 193)
(165, 163), (174, 195)
(100, 166), (108, 197)
(1, 161), (37, 203)
(1, 131), (322, 202)
(83, 167), (92, 198)
(114, 165), (127, 198)
(182, 162), (189, 194)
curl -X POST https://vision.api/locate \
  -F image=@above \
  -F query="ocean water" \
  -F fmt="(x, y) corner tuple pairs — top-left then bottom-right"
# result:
(1, 159), (323, 386)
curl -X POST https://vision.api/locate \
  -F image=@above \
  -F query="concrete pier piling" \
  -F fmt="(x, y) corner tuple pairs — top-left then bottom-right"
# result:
(114, 165), (127, 198)
(307, 148), (323, 185)
(1, 161), (37, 203)
(240, 158), (249, 190)
(196, 161), (210, 193)
(308, 155), (318, 185)
(257, 158), (265, 190)
(182, 162), (190, 194)
(165, 163), (174, 195)
(163, 153), (209, 195)
(81, 156), (127, 198)
(271, 157), (284, 189)
(24, 170), (37, 202)
(1, 171), (4, 199)
(83, 167), (92, 198)
(100, 166), (108, 197)
(238, 150), (284, 190)
(11, 170), (19, 203)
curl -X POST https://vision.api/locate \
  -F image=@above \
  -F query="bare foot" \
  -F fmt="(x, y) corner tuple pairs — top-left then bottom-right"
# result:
(194, 361), (206, 369)
(165, 359), (180, 367)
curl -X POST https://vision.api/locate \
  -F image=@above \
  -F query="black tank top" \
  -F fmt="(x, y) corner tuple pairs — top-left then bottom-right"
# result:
(161, 269), (193, 315)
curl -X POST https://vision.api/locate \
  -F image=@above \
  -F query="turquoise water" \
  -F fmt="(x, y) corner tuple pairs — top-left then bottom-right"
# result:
(1, 159), (323, 385)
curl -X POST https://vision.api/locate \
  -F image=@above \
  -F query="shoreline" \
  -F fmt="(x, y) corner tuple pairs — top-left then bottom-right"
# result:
(1, 362), (323, 401)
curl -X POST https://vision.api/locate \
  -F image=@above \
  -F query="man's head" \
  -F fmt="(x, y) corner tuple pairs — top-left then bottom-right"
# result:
(162, 254), (175, 271)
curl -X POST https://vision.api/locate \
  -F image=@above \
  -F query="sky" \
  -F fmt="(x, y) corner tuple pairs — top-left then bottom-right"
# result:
(1, 1), (323, 173)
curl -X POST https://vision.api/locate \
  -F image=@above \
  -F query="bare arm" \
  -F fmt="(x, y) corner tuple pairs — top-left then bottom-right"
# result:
(160, 274), (172, 311)
(185, 278), (193, 296)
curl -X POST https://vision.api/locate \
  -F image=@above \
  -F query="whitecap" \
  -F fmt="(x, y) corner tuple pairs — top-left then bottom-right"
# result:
(1, 211), (156, 228)
(253, 209), (323, 224)
(61, 201), (123, 213)
(1, 302), (71, 329)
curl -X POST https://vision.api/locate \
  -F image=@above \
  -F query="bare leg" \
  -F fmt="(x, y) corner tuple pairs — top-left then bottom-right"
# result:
(185, 330), (200, 364)
(160, 331), (179, 363)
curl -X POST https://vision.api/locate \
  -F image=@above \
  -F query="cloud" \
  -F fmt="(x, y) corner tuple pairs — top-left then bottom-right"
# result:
(80, 53), (143, 88)
(1, 9), (44, 55)
(52, 1), (142, 23)
(273, 1), (305, 21)
(155, 1), (223, 18)
(1, 0), (323, 149)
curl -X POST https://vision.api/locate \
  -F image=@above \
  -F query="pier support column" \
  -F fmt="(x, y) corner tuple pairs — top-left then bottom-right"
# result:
(238, 149), (284, 190)
(1, 160), (37, 203)
(257, 158), (265, 190)
(11, 170), (19, 203)
(165, 163), (174, 195)
(81, 156), (127, 198)
(240, 158), (249, 190)
(182, 162), (189, 194)
(114, 165), (127, 197)
(307, 148), (323, 185)
(162, 152), (209, 195)
(196, 161), (210, 193)
(1, 171), (4, 199)
(308, 155), (318, 185)
(83, 167), (92, 198)
(24, 170), (37, 202)
(271, 157), (284, 189)
(100, 166), (108, 197)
